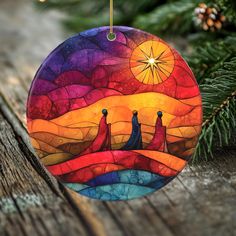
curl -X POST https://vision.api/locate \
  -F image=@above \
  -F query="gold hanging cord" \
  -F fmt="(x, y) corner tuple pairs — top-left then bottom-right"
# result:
(110, 0), (113, 33)
(107, 0), (116, 41)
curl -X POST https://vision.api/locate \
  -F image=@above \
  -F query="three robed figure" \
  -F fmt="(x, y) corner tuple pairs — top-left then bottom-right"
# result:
(80, 109), (167, 155)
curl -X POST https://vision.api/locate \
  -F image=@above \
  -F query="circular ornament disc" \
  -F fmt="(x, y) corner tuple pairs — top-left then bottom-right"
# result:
(27, 26), (202, 201)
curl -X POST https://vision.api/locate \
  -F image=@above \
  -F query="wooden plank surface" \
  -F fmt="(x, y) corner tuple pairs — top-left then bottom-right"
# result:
(0, 1), (235, 236)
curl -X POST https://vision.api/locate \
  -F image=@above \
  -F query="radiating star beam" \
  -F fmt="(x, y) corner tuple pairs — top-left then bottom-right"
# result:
(130, 40), (174, 84)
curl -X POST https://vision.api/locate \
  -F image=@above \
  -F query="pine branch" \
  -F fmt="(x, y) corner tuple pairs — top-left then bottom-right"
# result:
(193, 93), (236, 161)
(36, 0), (159, 32)
(133, 0), (200, 35)
(184, 35), (236, 162)
(187, 35), (236, 81)
(192, 56), (236, 161)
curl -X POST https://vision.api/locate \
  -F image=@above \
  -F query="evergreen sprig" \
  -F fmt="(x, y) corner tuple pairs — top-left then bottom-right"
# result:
(188, 36), (236, 83)
(36, 0), (158, 32)
(186, 35), (236, 160)
(193, 57), (236, 161)
(194, 93), (236, 161)
(133, 0), (200, 35)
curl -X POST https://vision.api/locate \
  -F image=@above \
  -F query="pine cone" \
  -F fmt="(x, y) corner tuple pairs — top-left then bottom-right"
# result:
(194, 3), (226, 31)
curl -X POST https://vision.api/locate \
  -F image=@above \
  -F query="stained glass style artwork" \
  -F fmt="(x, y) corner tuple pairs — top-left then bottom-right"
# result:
(27, 26), (202, 201)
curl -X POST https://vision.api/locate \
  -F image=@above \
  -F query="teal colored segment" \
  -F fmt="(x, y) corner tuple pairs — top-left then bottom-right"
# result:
(119, 169), (164, 185)
(79, 183), (155, 200)
(64, 183), (89, 192)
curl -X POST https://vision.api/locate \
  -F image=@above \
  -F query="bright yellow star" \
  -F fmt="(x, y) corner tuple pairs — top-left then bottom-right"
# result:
(130, 41), (175, 85)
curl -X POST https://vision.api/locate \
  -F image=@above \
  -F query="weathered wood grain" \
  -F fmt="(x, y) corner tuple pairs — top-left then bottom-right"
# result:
(0, 100), (86, 236)
(0, 1), (235, 236)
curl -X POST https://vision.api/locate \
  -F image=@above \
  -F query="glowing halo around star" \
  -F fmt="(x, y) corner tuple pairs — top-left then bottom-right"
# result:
(130, 40), (175, 84)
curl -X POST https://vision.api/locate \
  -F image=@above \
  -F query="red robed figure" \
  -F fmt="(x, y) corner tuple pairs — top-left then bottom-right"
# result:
(147, 111), (167, 152)
(80, 109), (111, 155)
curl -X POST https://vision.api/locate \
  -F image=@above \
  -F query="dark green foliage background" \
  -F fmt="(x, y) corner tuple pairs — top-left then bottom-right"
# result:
(36, 0), (236, 161)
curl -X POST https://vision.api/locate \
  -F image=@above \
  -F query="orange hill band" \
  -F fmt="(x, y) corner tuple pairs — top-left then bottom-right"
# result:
(28, 92), (201, 166)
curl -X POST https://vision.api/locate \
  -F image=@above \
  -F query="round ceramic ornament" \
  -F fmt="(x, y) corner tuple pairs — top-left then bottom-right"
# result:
(27, 26), (202, 201)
